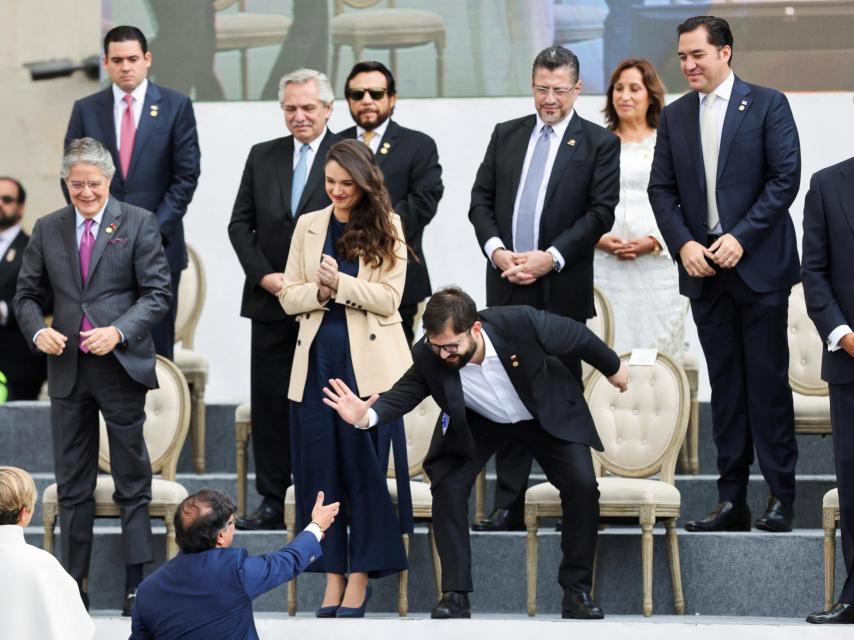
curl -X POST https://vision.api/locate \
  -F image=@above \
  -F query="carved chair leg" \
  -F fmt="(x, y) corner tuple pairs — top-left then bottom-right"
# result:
(398, 533), (409, 617)
(43, 503), (57, 554)
(640, 507), (655, 617)
(666, 519), (685, 614)
(475, 470), (486, 523)
(189, 382), (206, 474)
(235, 421), (250, 517)
(525, 504), (539, 617)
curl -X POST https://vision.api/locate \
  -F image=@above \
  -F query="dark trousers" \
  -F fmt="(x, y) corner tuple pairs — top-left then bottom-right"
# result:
(831, 382), (854, 604)
(250, 318), (298, 506)
(151, 270), (181, 360)
(432, 411), (599, 593)
(50, 353), (153, 583)
(691, 267), (797, 505)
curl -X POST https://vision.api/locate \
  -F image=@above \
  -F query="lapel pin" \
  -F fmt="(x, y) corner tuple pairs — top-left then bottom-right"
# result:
(739, 100), (747, 112)
(510, 354), (519, 367)
(380, 148), (388, 154)
(382, 141), (390, 148)
(5, 248), (15, 262)
(105, 223), (118, 234)
(567, 139), (576, 147)
(150, 109), (158, 117)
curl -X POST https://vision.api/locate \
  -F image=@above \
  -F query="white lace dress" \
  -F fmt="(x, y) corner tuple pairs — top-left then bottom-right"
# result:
(594, 133), (686, 362)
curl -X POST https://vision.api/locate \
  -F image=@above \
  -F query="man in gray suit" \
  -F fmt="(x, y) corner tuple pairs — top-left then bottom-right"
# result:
(14, 137), (171, 614)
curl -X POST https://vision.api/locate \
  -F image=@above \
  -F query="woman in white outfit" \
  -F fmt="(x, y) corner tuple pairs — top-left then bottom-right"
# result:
(594, 58), (685, 361)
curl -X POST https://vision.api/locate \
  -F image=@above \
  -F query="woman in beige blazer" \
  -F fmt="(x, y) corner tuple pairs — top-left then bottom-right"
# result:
(280, 140), (413, 618)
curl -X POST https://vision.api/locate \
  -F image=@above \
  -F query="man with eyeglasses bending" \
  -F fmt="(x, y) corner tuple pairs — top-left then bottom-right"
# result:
(468, 46), (620, 535)
(323, 287), (628, 619)
(338, 61), (444, 345)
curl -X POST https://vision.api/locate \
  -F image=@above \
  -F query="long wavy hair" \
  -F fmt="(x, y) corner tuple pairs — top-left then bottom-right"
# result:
(326, 139), (402, 269)
(602, 58), (666, 131)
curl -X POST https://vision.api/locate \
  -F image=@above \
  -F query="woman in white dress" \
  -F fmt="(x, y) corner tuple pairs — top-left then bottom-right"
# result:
(595, 58), (685, 361)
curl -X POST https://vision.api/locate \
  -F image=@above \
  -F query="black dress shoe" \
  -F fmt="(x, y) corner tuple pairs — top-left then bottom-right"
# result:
(754, 496), (793, 532)
(561, 589), (604, 619)
(685, 501), (751, 532)
(431, 592), (471, 619)
(806, 602), (854, 624)
(236, 502), (285, 531)
(471, 508), (524, 532)
(122, 589), (137, 617)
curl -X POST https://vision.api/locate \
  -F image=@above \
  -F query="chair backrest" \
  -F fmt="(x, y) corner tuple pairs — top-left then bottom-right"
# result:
(787, 283), (828, 396)
(336, 0), (388, 13)
(388, 395), (441, 479)
(582, 286), (615, 383)
(98, 356), (191, 481)
(175, 244), (206, 350)
(586, 353), (689, 485)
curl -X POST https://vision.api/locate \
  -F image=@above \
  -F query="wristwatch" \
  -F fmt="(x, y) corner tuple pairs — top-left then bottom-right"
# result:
(550, 252), (561, 273)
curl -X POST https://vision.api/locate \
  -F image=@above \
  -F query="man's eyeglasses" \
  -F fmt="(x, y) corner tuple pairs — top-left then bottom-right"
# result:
(533, 85), (575, 98)
(425, 328), (472, 356)
(347, 88), (388, 101)
(0, 195), (19, 204)
(67, 180), (105, 192)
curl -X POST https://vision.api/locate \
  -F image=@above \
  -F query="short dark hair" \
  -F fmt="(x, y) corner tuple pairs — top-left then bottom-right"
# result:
(0, 177), (25, 204)
(532, 46), (580, 84)
(423, 287), (478, 336)
(677, 16), (734, 66)
(174, 490), (236, 554)
(103, 25), (148, 56)
(345, 61), (396, 97)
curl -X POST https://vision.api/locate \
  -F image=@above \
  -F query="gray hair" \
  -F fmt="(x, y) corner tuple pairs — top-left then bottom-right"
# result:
(61, 137), (116, 180)
(278, 68), (334, 106)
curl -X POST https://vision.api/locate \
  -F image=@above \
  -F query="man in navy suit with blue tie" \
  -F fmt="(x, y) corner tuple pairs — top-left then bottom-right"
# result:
(649, 16), (801, 533)
(64, 25), (201, 360)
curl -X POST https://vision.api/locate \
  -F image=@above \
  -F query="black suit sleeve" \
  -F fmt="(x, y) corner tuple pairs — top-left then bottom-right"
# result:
(228, 146), (277, 287)
(468, 125), (503, 256)
(61, 101), (85, 205)
(526, 307), (620, 376)
(393, 135), (443, 244)
(12, 220), (50, 349)
(372, 364), (432, 425)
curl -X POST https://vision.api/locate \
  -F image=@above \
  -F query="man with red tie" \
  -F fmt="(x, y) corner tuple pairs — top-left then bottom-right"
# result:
(64, 25), (200, 360)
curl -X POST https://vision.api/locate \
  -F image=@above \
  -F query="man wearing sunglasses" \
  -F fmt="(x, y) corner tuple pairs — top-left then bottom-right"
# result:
(0, 177), (46, 401)
(338, 61), (444, 344)
(323, 287), (629, 619)
(469, 46), (620, 534)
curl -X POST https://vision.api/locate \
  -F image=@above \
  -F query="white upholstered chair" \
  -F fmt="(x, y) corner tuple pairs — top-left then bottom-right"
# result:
(173, 244), (209, 474)
(330, 0), (446, 97)
(788, 283), (832, 435)
(823, 488), (841, 611)
(284, 396), (442, 616)
(43, 356), (191, 559)
(214, 0), (293, 100)
(234, 402), (252, 517)
(525, 353), (689, 617)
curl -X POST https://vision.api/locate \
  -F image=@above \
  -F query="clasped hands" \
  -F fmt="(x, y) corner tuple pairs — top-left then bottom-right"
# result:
(678, 234), (743, 277)
(35, 326), (121, 356)
(492, 248), (553, 285)
(597, 235), (658, 261)
(316, 254), (339, 303)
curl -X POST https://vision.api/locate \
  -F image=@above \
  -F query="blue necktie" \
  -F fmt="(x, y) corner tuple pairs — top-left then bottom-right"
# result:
(515, 125), (552, 253)
(291, 143), (310, 216)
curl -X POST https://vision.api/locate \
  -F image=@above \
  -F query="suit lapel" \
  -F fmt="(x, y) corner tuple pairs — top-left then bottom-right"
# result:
(60, 207), (84, 291)
(273, 137), (296, 217)
(96, 89), (121, 184)
(375, 120), (400, 170)
(127, 83), (162, 182)
(508, 116), (537, 210)
(303, 206), (332, 276)
(681, 94), (706, 190)
(717, 77), (752, 180)
(85, 199), (123, 287)
(297, 130), (335, 215)
(542, 112), (583, 211)
(837, 164), (854, 236)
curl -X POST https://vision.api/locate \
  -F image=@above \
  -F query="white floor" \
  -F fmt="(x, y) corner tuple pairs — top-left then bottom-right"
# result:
(93, 614), (849, 640)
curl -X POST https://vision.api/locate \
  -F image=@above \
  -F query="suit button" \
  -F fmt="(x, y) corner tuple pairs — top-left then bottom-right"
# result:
(297, 339), (302, 346)
(305, 313), (310, 319)
(369, 334), (376, 341)
(346, 300), (351, 305)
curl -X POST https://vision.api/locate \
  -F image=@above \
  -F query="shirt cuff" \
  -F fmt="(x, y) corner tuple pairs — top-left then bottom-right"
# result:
(546, 246), (565, 272)
(304, 523), (323, 542)
(33, 327), (47, 344)
(0, 300), (7, 326)
(484, 237), (505, 268)
(114, 327), (126, 344)
(366, 408), (379, 429)
(828, 325), (853, 352)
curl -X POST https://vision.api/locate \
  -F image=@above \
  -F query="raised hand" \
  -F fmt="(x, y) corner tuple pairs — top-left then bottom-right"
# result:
(322, 378), (378, 428)
(310, 491), (340, 531)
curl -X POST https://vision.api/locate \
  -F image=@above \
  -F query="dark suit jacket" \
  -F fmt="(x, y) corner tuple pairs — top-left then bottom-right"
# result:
(339, 120), (444, 304)
(14, 199), (172, 397)
(469, 112), (619, 320)
(372, 306), (620, 487)
(648, 76), (801, 299)
(228, 130), (339, 322)
(130, 531), (321, 640)
(1, 230), (46, 394)
(64, 82), (201, 272)
(802, 156), (854, 385)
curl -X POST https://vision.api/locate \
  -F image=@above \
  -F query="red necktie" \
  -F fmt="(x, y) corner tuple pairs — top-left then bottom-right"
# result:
(119, 94), (136, 179)
(79, 219), (95, 352)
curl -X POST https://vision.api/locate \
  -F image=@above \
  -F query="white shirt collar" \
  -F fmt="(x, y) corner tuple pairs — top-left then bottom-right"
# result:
(0, 223), (21, 244)
(535, 109), (574, 140)
(356, 118), (390, 141)
(75, 201), (108, 229)
(700, 70), (735, 104)
(296, 128), (328, 155)
(112, 78), (148, 107)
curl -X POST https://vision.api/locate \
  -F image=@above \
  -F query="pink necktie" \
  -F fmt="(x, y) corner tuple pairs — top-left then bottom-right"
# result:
(119, 94), (136, 179)
(79, 219), (95, 352)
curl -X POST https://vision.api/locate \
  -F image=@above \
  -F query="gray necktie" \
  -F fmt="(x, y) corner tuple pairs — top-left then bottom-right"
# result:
(515, 125), (553, 253)
(701, 93), (720, 230)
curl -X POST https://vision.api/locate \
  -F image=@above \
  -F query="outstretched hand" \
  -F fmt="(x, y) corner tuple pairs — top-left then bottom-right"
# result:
(322, 378), (378, 428)
(310, 491), (340, 531)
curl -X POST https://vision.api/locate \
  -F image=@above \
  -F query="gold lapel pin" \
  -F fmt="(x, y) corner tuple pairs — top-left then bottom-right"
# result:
(150, 110), (158, 117)
(380, 148), (388, 154)
(739, 100), (747, 112)
(382, 142), (390, 148)
(510, 354), (520, 367)
(5, 248), (15, 262)
(105, 227), (113, 234)
(567, 139), (576, 147)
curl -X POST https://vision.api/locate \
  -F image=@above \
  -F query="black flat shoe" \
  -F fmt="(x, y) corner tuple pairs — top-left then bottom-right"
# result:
(806, 603), (854, 624)
(685, 501), (751, 532)
(754, 496), (793, 532)
(561, 588), (604, 619)
(431, 592), (471, 619)
(471, 508), (524, 532)
(236, 502), (285, 531)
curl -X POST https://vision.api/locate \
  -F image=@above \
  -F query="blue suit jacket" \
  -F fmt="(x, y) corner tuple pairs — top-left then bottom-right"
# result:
(130, 531), (321, 640)
(801, 156), (854, 385)
(648, 76), (801, 299)
(64, 82), (201, 272)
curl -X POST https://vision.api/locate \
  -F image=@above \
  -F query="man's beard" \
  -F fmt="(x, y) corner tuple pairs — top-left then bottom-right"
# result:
(0, 214), (18, 231)
(439, 341), (477, 371)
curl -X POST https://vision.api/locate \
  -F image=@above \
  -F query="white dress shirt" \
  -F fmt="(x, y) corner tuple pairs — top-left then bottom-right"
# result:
(292, 128), (329, 189)
(0, 525), (95, 640)
(356, 118), (390, 154)
(698, 71), (735, 234)
(0, 223), (22, 325)
(483, 111), (574, 271)
(828, 325), (853, 352)
(113, 79), (148, 151)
